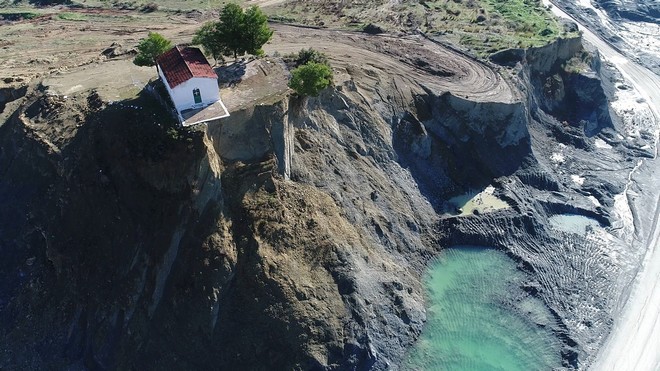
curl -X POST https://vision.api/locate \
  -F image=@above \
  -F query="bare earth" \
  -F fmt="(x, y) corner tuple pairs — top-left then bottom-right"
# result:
(0, 9), (515, 106)
(266, 25), (516, 103)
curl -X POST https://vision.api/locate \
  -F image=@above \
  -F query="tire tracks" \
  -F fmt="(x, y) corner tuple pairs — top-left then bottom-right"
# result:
(267, 24), (515, 103)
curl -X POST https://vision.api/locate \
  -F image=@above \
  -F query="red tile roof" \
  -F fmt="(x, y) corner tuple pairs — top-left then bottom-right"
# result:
(156, 46), (217, 89)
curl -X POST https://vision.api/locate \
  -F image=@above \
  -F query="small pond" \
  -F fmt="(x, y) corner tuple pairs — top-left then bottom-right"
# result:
(404, 246), (563, 370)
(549, 214), (601, 235)
(447, 186), (510, 216)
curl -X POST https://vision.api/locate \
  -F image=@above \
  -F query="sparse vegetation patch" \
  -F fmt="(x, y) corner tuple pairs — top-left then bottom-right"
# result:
(293, 48), (329, 67)
(267, 0), (573, 57)
(0, 11), (39, 20)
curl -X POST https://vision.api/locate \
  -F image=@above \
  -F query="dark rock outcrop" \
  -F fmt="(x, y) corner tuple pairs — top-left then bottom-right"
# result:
(0, 84), (27, 114)
(593, 0), (660, 23)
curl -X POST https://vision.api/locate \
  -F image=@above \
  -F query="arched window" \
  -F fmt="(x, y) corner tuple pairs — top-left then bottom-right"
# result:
(193, 88), (202, 104)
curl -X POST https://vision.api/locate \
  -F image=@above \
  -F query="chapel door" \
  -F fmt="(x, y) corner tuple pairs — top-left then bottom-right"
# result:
(193, 88), (202, 104)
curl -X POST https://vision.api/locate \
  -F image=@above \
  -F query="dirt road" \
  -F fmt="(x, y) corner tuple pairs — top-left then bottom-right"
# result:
(545, 2), (660, 370)
(245, 0), (287, 7)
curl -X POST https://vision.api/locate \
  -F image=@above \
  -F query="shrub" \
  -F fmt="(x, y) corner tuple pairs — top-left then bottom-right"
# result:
(295, 48), (329, 67)
(166, 127), (181, 141)
(141, 2), (158, 12)
(288, 62), (333, 97)
(363, 23), (385, 34)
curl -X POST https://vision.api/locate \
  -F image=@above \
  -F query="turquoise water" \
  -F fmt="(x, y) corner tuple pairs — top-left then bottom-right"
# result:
(404, 247), (563, 371)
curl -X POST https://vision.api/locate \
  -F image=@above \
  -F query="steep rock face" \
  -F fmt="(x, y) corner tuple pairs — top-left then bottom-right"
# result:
(0, 89), (233, 369)
(0, 34), (635, 370)
(593, 0), (660, 22)
(490, 35), (613, 137)
(521, 37), (613, 137)
(391, 92), (531, 210)
(525, 36), (584, 75)
(285, 89), (438, 369)
(487, 33), (585, 74)
(0, 83), (432, 370)
(423, 93), (529, 172)
(0, 83), (28, 115)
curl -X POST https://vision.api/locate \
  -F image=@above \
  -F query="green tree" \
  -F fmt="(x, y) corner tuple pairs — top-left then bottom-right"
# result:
(216, 3), (247, 59)
(133, 32), (172, 70)
(192, 22), (226, 65)
(288, 62), (333, 97)
(202, 3), (273, 60)
(242, 6), (273, 57)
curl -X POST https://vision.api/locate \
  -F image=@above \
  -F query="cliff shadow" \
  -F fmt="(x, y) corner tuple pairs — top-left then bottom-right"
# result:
(0, 85), (232, 368)
(215, 61), (247, 87)
(393, 93), (530, 213)
(524, 41), (614, 138)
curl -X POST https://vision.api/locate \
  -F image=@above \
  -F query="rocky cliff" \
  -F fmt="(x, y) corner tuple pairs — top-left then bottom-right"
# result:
(0, 82), (433, 369)
(592, 0), (660, 23)
(0, 34), (642, 370)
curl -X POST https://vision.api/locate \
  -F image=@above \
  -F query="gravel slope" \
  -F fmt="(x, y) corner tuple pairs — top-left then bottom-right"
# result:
(546, 2), (660, 370)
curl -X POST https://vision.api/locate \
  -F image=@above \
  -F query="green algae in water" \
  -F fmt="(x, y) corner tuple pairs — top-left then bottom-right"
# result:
(405, 246), (563, 371)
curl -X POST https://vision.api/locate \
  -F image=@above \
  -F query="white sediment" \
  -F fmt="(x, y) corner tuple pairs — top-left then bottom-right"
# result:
(544, 2), (660, 369)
